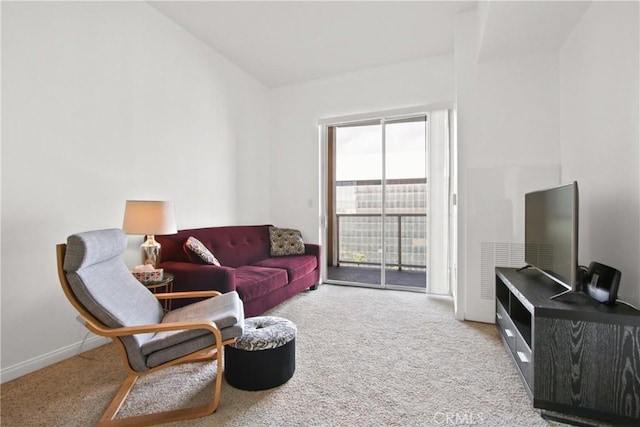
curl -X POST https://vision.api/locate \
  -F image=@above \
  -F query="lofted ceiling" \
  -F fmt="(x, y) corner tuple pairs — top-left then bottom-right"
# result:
(477, 0), (591, 62)
(149, 1), (592, 89)
(149, 1), (477, 88)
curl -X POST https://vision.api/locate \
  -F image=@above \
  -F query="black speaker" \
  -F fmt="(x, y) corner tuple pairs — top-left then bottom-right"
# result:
(583, 262), (621, 304)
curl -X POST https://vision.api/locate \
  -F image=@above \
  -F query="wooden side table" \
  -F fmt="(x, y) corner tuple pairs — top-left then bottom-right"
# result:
(142, 273), (174, 312)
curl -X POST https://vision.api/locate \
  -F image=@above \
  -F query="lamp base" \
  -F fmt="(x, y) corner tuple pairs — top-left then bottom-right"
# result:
(141, 235), (161, 268)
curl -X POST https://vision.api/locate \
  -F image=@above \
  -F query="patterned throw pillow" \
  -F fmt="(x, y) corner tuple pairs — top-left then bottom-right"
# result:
(184, 236), (221, 266)
(269, 226), (305, 257)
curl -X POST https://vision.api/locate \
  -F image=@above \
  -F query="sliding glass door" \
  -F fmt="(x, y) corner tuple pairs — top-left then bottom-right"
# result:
(326, 115), (428, 290)
(332, 122), (383, 286)
(383, 117), (428, 289)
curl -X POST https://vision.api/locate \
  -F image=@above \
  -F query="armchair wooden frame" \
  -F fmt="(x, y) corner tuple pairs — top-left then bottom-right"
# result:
(56, 244), (237, 426)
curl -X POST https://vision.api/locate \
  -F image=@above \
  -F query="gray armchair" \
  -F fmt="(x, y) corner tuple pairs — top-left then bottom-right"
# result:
(56, 228), (244, 426)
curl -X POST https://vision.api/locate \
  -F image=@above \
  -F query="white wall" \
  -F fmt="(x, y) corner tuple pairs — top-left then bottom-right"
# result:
(1, 2), (269, 381)
(559, 1), (640, 306)
(269, 56), (455, 244)
(455, 9), (562, 322)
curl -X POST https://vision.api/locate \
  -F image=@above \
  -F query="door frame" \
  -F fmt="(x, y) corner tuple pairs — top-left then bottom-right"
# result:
(318, 103), (455, 293)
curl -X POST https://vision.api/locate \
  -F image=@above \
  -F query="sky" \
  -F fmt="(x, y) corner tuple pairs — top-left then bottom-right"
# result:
(335, 121), (427, 181)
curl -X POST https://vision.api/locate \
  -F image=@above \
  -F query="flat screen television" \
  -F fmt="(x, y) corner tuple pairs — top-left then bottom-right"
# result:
(524, 182), (580, 295)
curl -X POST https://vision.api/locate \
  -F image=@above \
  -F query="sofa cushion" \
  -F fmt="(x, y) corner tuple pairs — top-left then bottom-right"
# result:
(269, 226), (305, 256)
(253, 255), (318, 283)
(183, 236), (221, 266)
(235, 266), (288, 301)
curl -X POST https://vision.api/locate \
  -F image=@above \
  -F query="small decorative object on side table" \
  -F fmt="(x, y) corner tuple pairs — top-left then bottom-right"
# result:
(140, 273), (174, 312)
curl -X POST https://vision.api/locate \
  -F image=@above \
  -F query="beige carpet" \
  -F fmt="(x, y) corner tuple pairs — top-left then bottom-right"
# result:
(2, 284), (563, 426)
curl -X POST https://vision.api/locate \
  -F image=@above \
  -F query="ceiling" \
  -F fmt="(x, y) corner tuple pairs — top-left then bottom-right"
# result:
(477, 1), (591, 61)
(149, 1), (477, 88)
(149, 1), (591, 89)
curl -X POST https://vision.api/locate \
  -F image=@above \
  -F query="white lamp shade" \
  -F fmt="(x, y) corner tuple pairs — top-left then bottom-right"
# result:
(122, 200), (178, 235)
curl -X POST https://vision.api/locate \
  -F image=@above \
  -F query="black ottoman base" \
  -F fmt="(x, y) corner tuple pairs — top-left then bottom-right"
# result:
(225, 338), (295, 391)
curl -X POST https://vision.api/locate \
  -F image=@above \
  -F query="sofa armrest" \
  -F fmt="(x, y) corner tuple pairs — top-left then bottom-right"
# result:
(158, 261), (237, 294)
(304, 243), (322, 264)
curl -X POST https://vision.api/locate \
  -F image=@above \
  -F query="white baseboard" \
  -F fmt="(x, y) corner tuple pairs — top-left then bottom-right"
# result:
(1, 334), (110, 383)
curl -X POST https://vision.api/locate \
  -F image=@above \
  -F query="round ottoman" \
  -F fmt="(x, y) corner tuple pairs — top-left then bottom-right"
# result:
(225, 316), (296, 391)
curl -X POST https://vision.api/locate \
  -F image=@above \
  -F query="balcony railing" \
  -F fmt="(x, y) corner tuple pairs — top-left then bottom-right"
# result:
(335, 213), (426, 271)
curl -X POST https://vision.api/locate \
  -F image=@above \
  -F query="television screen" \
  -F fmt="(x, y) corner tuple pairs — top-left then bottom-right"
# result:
(524, 182), (579, 292)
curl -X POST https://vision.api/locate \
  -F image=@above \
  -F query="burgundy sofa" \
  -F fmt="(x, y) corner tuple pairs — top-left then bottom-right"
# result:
(156, 225), (320, 317)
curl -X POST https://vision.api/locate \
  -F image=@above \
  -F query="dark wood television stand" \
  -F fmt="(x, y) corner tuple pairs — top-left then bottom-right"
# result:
(495, 267), (640, 425)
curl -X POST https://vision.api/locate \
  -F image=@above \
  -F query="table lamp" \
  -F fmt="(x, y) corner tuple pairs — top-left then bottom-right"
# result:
(122, 200), (178, 268)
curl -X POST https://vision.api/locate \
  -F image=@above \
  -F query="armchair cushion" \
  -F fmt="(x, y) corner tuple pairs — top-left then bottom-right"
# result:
(64, 229), (127, 271)
(147, 334), (224, 369)
(64, 229), (165, 372)
(143, 291), (244, 368)
(141, 291), (244, 356)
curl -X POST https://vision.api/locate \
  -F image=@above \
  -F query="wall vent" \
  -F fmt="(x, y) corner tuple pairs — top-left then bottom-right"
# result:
(480, 242), (525, 300)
